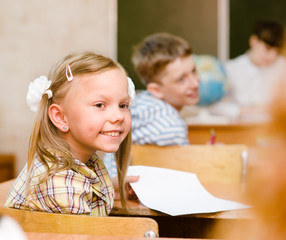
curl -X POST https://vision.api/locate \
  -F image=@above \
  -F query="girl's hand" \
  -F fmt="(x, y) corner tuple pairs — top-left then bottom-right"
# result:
(112, 175), (140, 200)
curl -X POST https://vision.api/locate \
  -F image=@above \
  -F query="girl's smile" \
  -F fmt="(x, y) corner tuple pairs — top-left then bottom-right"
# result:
(101, 130), (122, 137)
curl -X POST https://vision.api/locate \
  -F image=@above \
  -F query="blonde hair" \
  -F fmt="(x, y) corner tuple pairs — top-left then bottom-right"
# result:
(132, 32), (192, 85)
(26, 51), (131, 207)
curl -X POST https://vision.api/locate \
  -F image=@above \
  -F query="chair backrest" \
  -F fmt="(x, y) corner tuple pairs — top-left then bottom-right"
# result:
(0, 178), (15, 207)
(0, 154), (15, 182)
(130, 144), (248, 184)
(0, 207), (159, 237)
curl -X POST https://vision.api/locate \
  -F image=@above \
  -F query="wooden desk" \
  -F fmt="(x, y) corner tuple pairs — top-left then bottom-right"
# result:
(188, 122), (267, 146)
(111, 183), (253, 238)
(25, 232), (212, 240)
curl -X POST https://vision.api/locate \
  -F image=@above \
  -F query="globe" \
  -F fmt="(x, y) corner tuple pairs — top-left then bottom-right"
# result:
(193, 54), (227, 106)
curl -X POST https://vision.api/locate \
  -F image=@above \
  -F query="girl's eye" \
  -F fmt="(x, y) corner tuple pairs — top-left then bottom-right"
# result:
(120, 103), (130, 109)
(95, 103), (105, 108)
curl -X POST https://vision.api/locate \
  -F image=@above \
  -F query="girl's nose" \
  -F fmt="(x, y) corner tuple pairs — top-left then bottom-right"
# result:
(108, 107), (124, 123)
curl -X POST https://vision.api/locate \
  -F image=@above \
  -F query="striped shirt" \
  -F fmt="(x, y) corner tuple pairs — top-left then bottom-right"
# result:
(5, 154), (114, 216)
(131, 91), (189, 146)
(104, 91), (189, 177)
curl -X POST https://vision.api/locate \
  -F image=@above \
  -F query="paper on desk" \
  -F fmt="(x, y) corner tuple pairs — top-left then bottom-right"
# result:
(127, 165), (250, 216)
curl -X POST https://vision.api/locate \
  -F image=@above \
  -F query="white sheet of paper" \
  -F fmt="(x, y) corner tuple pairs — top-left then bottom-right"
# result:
(127, 165), (250, 216)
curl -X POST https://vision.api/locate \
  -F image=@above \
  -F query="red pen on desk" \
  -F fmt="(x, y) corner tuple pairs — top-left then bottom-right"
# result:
(210, 129), (216, 145)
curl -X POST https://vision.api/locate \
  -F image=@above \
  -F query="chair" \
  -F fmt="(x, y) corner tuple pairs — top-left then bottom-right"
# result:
(0, 178), (15, 207)
(0, 207), (159, 237)
(0, 154), (15, 182)
(130, 144), (248, 184)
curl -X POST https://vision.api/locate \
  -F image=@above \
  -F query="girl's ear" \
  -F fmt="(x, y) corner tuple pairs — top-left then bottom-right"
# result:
(146, 82), (164, 99)
(48, 104), (69, 132)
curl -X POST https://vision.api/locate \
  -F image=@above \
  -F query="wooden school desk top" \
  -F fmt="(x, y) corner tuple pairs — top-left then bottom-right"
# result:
(25, 232), (212, 240)
(111, 182), (253, 220)
(187, 122), (267, 146)
(186, 109), (270, 146)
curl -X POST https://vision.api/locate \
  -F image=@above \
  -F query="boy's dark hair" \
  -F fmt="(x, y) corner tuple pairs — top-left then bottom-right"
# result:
(252, 21), (285, 48)
(132, 32), (192, 85)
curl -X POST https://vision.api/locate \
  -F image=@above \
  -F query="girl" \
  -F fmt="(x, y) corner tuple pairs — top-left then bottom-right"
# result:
(5, 51), (136, 216)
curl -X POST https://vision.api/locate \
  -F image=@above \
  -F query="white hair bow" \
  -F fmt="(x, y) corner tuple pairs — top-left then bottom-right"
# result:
(26, 76), (52, 112)
(127, 77), (136, 106)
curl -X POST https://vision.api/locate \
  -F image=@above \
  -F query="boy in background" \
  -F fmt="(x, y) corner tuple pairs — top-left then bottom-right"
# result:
(104, 32), (200, 177)
(131, 32), (200, 145)
(225, 20), (286, 110)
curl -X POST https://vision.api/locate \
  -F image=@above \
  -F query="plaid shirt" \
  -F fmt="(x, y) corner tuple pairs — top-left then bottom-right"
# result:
(5, 154), (114, 216)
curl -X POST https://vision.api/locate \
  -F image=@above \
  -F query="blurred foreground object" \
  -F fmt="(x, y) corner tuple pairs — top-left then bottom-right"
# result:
(211, 73), (286, 239)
